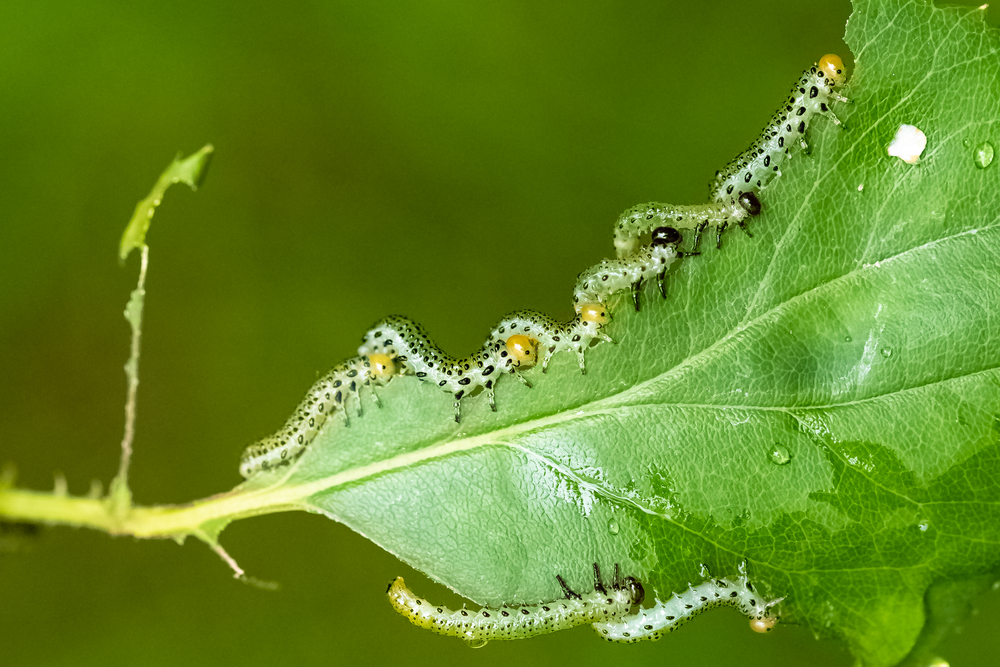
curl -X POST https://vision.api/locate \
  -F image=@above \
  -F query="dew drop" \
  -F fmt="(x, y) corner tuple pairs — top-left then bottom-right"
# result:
(608, 519), (620, 535)
(963, 138), (972, 148)
(768, 445), (792, 465)
(844, 335), (853, 343)
(974, 141), (994, 169)
(880, 348), (893, 358)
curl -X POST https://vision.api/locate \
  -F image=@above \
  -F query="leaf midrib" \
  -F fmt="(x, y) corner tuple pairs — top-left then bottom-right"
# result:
(248, 220), (995, 515)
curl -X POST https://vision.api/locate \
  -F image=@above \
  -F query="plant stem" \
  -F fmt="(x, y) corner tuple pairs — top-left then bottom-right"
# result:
(0, 484), (305, 540)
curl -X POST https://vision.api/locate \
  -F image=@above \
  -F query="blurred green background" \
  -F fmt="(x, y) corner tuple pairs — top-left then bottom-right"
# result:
(2, 1), (998, 665)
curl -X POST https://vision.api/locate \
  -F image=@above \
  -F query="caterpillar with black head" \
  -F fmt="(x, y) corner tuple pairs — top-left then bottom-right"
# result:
(577, 226), (686, 310)
(710, 54), (848, 207)
(238, 354), (394, 478)
(387, 563), (644, 647)
(592, 561), (784, 642)
(612, 193), (761, 258)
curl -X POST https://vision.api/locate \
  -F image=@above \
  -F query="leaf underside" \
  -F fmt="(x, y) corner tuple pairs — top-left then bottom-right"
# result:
(233, 1), (1000, 665)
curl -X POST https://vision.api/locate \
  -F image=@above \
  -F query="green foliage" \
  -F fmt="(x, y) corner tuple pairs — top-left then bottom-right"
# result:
(118, 144), (213, 261)
(234, 1), (1000, 664)
(2, 1), (998, 666)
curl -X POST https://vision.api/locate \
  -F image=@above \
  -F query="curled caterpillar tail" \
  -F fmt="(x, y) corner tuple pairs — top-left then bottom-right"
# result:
(238, 355), (391, 478)
(387, 564), (644, 646)
(576, 229), (684, 313)
(709, 54), (849, 209)
(592, 561), (784, 643)
(613, 196), (759, 257)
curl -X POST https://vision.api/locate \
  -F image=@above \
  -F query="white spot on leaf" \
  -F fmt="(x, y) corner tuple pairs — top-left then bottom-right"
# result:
(887, 124), (927, 164)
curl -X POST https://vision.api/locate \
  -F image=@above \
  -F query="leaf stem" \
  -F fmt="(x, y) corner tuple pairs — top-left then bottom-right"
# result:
(0, 484), (304, 541)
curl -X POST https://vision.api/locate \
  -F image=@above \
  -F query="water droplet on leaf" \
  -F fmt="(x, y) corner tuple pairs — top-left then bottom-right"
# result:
(608, 519), (620, 535)
(974, 141), (994, 169)
(880, 348), (893, 358)
(768, 445), (792, 465)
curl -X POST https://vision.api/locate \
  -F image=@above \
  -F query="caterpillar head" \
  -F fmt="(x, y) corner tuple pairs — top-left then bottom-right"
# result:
(505, 335), (538, 368)
(818, 53), (847, 87)
(367, 353), (397, 379)
(749, 615), (779, 633)
(619, 576), (645, 606)
(651, 226), (681, 246)
(578, 303), (610, 325)
(737, 191), (762, 216)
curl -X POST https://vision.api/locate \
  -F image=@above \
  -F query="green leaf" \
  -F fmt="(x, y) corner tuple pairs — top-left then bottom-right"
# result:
(235, 1), (1000, 665)
(118, 144), (214, 261)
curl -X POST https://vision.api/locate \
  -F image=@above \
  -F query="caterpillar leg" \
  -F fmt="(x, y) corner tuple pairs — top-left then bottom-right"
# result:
(541, 346), (555, 373)
(736, 220), (753, 238)
(485, 379), (497, 412)
(557, 574), (582, 600)
(368, 383), (383, 408)
(631, 278), (643, 312)
(691, 221), (708, 254)
(715, 221), (728, 249)
(513, 370), (532, 388)
(657, 270), (668, 299)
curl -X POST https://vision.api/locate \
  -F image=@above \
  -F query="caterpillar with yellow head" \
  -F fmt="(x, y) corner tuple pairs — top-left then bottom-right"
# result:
(612, 55), (848, 257)
(710, 54), (849, 206)
(238, 354), (395, 478)
(387, 563), (644, 647)
(486, 307), (611, 375)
